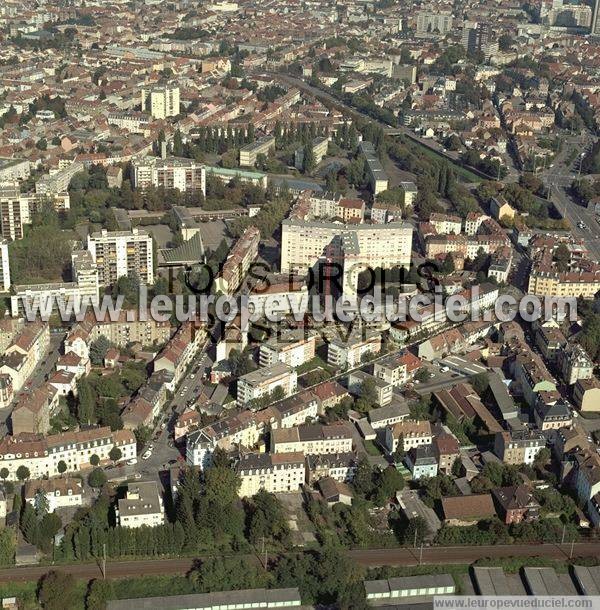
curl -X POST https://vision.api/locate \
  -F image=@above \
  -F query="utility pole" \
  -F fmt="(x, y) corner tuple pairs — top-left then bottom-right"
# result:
(570, 537), (575, 559)
(561, 523), (566, 545)
(419, 542), (423, 566)
(413, 527), (418, 549)
(102, 543), (106, 580)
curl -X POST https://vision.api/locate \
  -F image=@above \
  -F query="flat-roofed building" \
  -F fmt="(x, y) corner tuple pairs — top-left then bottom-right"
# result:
(348, 370), (393, 406)
(87, 228), (153, 286)
(573, 565), (600, 595)
(0, 239), (10, 292)
(132, 157), (206, 195)
(523, 567), (574, 596)
(472, 567), (512, 596)
(359, 141), (388, 194)
(0, 158), (30, 182)
(365, 574), (455, 605)
(259, 329), (317, 368)
(140, 85), (180, 119)
(214, 226), (260, 295)
(106, 587), (302, 610)
(327, 331), (382, 368)
(236, 362), (297, 406)
(239, 136), (275, 167)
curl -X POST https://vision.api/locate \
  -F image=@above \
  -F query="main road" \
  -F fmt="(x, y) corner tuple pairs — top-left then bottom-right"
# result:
(2, 543), (598, 582)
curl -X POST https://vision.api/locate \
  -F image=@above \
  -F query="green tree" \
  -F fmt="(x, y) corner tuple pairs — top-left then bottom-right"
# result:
(0, 468), (8, 482)
(302, 144), (316, 174)
(76, 379), (97, 425)
(57, 461), (67, 477)
(0, 528), (14, 566)
(553, 243), (570, 273)
(90, 454), (100, 467)
(89, 336), (111, 366)
(109, 447), (122, 463)
(88, 468), (107, 488)
(86, 579), (113, 610)
(16, 465), (30, 482)
(38, 571), (76, 610)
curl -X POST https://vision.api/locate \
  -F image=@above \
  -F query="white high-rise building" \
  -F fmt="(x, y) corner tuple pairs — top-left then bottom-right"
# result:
(87, 228), (154, 286)
(141, 85), (180, 119)
(132, 157), (206, 194)
(0, 240), (10, 292)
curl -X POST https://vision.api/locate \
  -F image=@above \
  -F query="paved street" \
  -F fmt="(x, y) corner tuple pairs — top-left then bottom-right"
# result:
(0, 332), (64, 436)
(541, 134), (600, 259)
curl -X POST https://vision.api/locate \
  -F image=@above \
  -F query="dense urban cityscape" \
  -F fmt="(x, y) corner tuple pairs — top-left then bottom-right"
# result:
(2, 0), (600, 608)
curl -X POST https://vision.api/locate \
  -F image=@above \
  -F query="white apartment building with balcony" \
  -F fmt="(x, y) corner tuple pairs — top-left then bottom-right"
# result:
(87, 228), (153, 286)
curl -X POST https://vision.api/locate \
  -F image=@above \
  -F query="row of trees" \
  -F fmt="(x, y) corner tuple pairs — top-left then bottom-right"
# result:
(37, 545), (369, 610)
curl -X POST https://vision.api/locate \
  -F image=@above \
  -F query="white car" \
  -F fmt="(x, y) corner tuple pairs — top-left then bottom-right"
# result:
(440, 366), (450, 373)
(141, 450), (152, 460)
(126, 458), (138, 466)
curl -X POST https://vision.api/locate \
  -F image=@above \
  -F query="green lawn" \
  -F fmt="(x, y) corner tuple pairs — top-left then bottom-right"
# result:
(363, 440), (384, 456)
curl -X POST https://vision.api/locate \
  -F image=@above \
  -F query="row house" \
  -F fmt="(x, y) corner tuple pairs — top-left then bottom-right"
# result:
(270, 423), (353, 455)
(493, 430), (546, 465)
(153, 321), (205, 390)
(236, 451), (306, 498)
(0, 427), (136, 481)
(383, 419), (433, 454)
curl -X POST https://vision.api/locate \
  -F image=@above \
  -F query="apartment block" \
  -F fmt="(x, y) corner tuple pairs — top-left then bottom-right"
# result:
(259, 329), (317, 368)
(117, 481), (165, 528)
(373, 351), (421, 386)
(0, 426), (136, 481)
(214, 226), (260, 294)
(348, 370), (393, 406)
(87, 228), (154, 286)
(359, 141), (388, 194)
(36, 162), (84, 195)
(0, 239), (10, 292)
(494, 430), (546, 465)
(383, 419), (433, 454)
(327, 331), (382, 368)
(271, 422), (353, 455)
(560, 344), (594, 385)
(294, 136), (329, 170)
(0, 185), (30, 241)
(281, 219), (412, 294)
(24, 478), (84, 513)
(0, 157), (30, 182)
(0, 322), (49, 395)
(416, 10), (453, 37)
(141, 85), (180, 119)
(239, 136), (276, 167)
(306, 452), (357, 484)
(132, 157), (206, 194)
(237, 362), (297, 406)
(235, 451), (306, 497)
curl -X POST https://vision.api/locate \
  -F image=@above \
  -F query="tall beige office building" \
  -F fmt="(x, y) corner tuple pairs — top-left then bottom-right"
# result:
(141, 85), (180, 119)
(87, 228), (154, 286)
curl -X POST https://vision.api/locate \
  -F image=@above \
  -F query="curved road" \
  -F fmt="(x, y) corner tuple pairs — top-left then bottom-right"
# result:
(2, 543), (599, 582)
